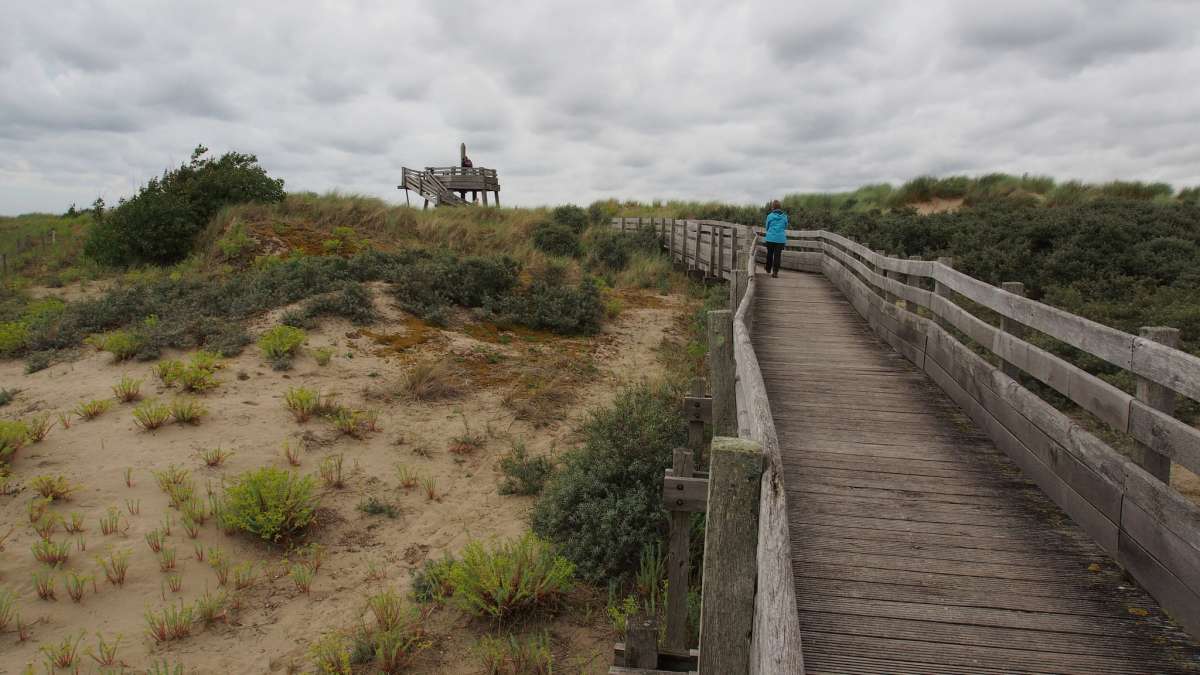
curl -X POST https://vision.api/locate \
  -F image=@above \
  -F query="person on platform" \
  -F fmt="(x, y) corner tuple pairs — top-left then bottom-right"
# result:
(461, 155), (473, 168)
(763, 200), (788, 277)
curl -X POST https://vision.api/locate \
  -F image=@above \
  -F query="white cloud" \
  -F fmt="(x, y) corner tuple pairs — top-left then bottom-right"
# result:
(2, 0), (1200, 214)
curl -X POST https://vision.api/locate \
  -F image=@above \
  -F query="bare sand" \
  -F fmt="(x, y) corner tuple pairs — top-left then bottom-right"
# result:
(0, 287), (689, 673)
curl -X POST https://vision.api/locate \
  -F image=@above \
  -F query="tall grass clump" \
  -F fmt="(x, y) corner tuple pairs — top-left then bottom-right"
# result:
(259, 325), (306, 370)
(476, 633), (554, 675)
(0, 420), (30, 465)
(222, 467), (318, 541)
(448, 534), (574, 620)
(532, 382), (685, 583)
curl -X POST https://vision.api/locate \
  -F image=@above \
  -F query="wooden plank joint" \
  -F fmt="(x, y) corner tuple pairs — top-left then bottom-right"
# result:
(683, 396), (712, 423)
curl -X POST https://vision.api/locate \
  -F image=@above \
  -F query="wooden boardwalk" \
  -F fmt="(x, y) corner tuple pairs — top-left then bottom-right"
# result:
(754, 271), (1200, 674)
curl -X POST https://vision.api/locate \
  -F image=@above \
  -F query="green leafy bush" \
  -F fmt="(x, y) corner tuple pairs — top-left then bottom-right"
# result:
(585, 228), (659, 271)
(85, 146), (285, 267)
(0, 322), (28, 356)
(532, 221), (580, 257)
(91, 330), (140, 361)
(501, 278), (603, 335)
(448, 534), (574, 619)
(223, 467), (318, 541)
(551, 205), (589, 232)
(258, 325), (306, 369)
(498, 442), (552, 496)
(532, 383), (685, 583)
(299, 282), (377, 325)
(0, 419), (29, 465)
(411, 555), (457, 604)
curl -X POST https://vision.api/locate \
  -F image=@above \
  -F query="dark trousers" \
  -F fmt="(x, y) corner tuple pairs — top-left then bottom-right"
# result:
(764, 242), (784, 274)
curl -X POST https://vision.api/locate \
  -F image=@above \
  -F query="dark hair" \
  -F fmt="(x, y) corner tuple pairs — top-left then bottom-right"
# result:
(771, 199), (781, 210)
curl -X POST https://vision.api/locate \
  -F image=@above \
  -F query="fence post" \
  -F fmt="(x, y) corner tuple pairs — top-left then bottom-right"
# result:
(880, 251), (899, 305)
(698, 436), (762, 675)
(933, 257), (955, 332)
(664, 447), (695, 653)
(625, 613), (659, 668)
(708, 310), (736, 437)
(1000, 282), (1028, 380)
(686, 378), (706, 458)
(731, 226), (739, 276)
(1135, 326), (1180, 483)
(717, 225), (726, 280)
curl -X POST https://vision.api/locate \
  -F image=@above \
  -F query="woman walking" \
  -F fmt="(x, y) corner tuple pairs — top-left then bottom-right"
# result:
(763, 200), (788, 277)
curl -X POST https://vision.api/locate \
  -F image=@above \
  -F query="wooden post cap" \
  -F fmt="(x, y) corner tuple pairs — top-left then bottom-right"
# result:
(1140, 326), (1180, 345)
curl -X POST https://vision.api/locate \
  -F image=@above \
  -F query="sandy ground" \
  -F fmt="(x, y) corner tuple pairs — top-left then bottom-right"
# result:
(913, 197), (964, 214)
(0, 288), (688, 674)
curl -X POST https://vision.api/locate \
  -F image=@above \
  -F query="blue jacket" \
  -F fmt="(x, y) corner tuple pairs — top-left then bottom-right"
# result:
(764, 209), (788, 244)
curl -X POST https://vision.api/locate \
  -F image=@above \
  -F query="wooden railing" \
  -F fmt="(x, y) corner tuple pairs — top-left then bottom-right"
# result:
(610, 215), (1200, 670)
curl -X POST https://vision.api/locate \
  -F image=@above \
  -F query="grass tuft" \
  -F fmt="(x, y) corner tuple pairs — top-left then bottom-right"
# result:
(74, 398), (113, 421)
(170, 397), (207, 424)
(133, 399), (172, 430)
(112, 375), (143, 402)
(284, 387), (319, 422)
(399, 361), (462, 401)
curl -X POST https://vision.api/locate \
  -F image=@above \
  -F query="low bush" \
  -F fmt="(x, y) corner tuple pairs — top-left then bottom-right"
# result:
(532, 221), (580, 258)
(411, 555), (456, 604)
(0, 422), (27, 464)
(585, 228), (659, 271)
(551, 205), (589, 232)
(448, 534), (574, 620)
(498, 442), (552, 496)
(258, 325), (306, 370)
(500, 278), (603, 335)
(132, 400), (172, 430)
(91, 330), (140, 362)
(300, 282), (377, 326)
(0, 322), (28, 356)
(476, 632), (553, 675)
(532, 383), (685, 583)
(223, 467), (318, 541)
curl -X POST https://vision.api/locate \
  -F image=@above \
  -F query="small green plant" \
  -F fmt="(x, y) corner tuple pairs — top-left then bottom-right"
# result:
(259, 325), (306, 370)
(232, 560), (257, 590)
(283, 440), (301, 466)
(64, 571), (92, 602)
(498, 442), (553, 496)
(31, 474), (74, 500)
(32, 538), (71, 567)
(291, 563), (314, 593)
(223, 467), (319, 541)
(64, 511), (86, 534)
(449, 417), (485, 455)
(147, 659), (187, 675)
(319, 454), (345, 488)
(448, 534), (574, 619)
(126, 497), (141, 515)
(39, 631), (84, 670)
(195, 588), (228, 624)
(476, 632), (554, 675)
(0, 587), (15, 631)
(145, 529), (165, 553)
(212, 555), (232, 586)
(154, 359), (185, 386)
(159, 547), (177, 572)
(98, 549), (131, 585)
(33, 513), (61, 540)
(357, 496), (399, 518)
(33, 569), (56, 600)
(395, 465), (418, 490)
(177, 364), (219, 393)
(56, 411), (73, 430)
(92, 330), (140, 361)
(165, 571), (183, 593)
(25, 414), (54, 442)
(99, 507), (123, 535)
(285, 387), (319, 422)
(132, 399), (172, 430)
(170, 396), (207, 424)
(28, 496), (51, 523)
(421, 477), (440, 502)
(74, 398), (113, 420)
(314, 347), (334, 366)
(87, 632), (122, 668)
(0, 419), (29, 465)
(200, 446), (233, 467)
(411, 555), (456, 604)
(124, 467), (134, 487)
(310, 632), (352, 674)
(112, 375), (143, 402)
(146, 600), (194, 642)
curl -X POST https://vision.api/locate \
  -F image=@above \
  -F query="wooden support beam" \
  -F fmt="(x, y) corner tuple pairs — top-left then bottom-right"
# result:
(1135, 326), (1180, 483)
(625, 614), (659, 669)
(685, 378), (708, 464)
(663, 475), (707, 512)
(1000, 282), (1027, 380)
(933, 256), (955, 332)
(665, 448), (695, 652)
(708, 310), (736, 438)
(613, 644), (698, 672)
(698, 437), (763, 675)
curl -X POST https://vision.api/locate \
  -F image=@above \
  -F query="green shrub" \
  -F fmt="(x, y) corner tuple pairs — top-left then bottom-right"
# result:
(91, 330), (140, 362)
(0, 419), (30, 465)
(501, 278), (603, 335)
(476, 632), (553, 675)
(498, 442), (553, 496)
(532, 383), (685, 583)
(84, 146), (285, 267)
(448, 534), (574, 619)
(300, 282), (377, 325)
(532, 221), (581, 257)
(223, 467), (318, 541)
(258, 325), (306, 369)
(0, 321), (29, 356)
(411, 555), (457, 604)
(24, 351), (51, 373)
(0, 388), (15, 407)
(585, 228), (659, 271)
(551, 205), (589, 232)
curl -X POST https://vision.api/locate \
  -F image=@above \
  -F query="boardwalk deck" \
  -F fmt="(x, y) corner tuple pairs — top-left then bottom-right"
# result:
(755, 271), (1200, 674)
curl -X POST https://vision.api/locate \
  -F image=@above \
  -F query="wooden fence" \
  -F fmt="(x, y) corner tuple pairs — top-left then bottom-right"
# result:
(610, 215), (1200, 671)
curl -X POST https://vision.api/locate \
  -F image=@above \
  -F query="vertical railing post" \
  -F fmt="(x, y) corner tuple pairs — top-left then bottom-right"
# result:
(625, 613), (659, 668)
(880, 251), (899, 305)
(1135, 326), (1180, 483)
(708, 310), (736, 437)
(933, 256), (955, 332)
(717, 224), (726, 280)
(664, 447), (695, 653)
(671, 220), (679, 266)
(1000, 282), (1028, 380)
(698, 437), (762, 675)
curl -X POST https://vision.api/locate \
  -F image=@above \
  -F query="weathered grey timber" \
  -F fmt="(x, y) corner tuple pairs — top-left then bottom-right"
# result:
(708, 310), (737, 436)
(611, 217), (1200, 673)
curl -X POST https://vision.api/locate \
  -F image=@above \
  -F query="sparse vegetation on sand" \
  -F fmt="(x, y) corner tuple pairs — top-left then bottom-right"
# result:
(221, 467), (318, 541)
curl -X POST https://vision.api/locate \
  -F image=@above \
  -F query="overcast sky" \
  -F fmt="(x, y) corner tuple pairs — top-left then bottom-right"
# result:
(3, 0), (1200, 215)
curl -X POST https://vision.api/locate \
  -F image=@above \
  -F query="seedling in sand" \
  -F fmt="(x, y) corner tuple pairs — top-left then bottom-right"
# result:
(319, 454), (345, 488)
(291, 564), (314, 593)
(33, 513), (61, 540)
(64, 511), (86, 534)
(32, 538), (71, 567)
(124, 467), (134, 487)
(357, 496), (399, 518)
(161, 513), (173, 535)
(396, 464), (418, 490)
(0, 588), (15, 631)
(26, 414), (54, 442)
(194, 542), (205, 561)
(232, 561), (257, 590)
(74, 398), (113, 420)
(194, 588), (228, 625)
(171, 396), (207, 425)
(165, 572), (183, 593)
(146, 600), (194, 642)
(259, 325), (306, 370)
(183, 498), (208, 525)
(112, 375), (143, 402)
(284, 386), (319, 422)
(182, 515), (199, 538)
(159, 547), (177, 572)
(283, 440), (301, 466)
(16, 613), (32, 641)
(200, 446), (233, 467)
(27, 496), (51, 523)
(126, 498), (140, 515)
(154, 359), (185, 386)
(448, 418), (485, 455)
(178, 365), (219, 393)
(314, 347), (334, 366)
(33, 569), (56, 600)
(190, 350), (222, 372)
(99, 507), (123, 535)
(31, 474), (74, 500)
(57, 411), (73, 430)
(133, 399), (171, 430)
(421, 477), (440, 502)
(145, 529), (165, 553)
(75, 534), (86, 552)
(98, 549), (131, 586)
(65, 571), (92, 603)
(213, 557), (231, 586)
(39, 631), (84, 670)
(88, 632), (123, 668)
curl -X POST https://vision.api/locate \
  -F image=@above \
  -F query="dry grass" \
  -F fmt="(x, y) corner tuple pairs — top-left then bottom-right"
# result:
(399, 361), (464, 402)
